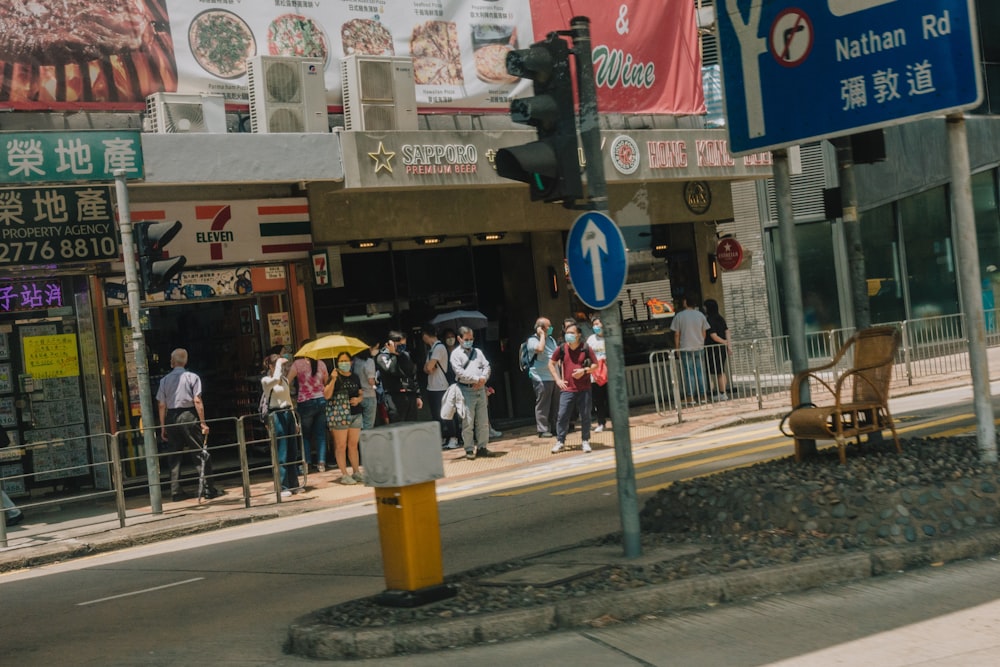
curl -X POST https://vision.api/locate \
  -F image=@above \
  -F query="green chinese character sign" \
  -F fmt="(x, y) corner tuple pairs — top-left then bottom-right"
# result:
(0, 131), (144, 185)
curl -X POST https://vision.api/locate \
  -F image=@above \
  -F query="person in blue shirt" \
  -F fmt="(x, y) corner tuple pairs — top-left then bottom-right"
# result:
(527, 317), (559, 438)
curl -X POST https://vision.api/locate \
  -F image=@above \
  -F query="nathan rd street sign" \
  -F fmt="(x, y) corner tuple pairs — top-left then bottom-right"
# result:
(717, 0), (982, 155)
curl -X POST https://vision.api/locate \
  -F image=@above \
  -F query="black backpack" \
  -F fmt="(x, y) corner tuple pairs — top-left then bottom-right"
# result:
(518, 337), (538, 373)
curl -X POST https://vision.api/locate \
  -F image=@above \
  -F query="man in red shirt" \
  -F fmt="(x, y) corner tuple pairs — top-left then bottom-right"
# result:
(548, 322), (599, 454)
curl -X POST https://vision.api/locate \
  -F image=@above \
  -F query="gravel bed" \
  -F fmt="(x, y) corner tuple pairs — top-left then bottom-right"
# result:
(313, 435), (1000, 629)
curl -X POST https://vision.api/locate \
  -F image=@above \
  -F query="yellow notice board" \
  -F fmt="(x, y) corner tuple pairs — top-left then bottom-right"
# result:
(23, 334), (80, 379)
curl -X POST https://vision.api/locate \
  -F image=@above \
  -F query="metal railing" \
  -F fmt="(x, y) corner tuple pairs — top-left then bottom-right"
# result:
(1, 410), (306, 547)
(650, 312), (984, 420)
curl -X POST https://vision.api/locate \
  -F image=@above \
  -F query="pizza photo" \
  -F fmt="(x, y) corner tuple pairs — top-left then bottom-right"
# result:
(0, 0), (158, 64)
(410, 21), (463, 86)
(268, 14), (329, 65)
(474, 44), (516, 85)
(188, 9), (256, 79)
(341, 18), (394, 56)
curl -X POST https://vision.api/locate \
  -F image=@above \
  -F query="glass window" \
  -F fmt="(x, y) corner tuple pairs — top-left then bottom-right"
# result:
(973, 170), (1000, 277)
(770, 221), (842, 334)
(860, 204), (905, 324)
(900, 186), (958, 317)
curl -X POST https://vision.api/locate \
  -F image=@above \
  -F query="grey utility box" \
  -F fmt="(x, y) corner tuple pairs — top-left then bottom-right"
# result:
(360, 422), (445, 487)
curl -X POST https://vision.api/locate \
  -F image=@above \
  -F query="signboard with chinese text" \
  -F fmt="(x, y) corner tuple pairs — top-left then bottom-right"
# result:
(0, 131), (143, 184)
(0, 280), (65, 314)
(0, 185), (118, 266)
(717, 0), (982, 154)
(22, 334), (80, 380)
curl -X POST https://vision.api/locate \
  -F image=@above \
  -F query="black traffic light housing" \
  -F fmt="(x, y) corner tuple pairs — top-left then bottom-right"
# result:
(135, 220), (186, 295)
(495, 32), (583, 206)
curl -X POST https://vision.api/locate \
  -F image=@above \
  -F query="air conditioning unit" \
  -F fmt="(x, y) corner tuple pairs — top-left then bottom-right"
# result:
(247, 56), (328, 133)
(341, 55), (418, 131)
(145, 93), (227, 133)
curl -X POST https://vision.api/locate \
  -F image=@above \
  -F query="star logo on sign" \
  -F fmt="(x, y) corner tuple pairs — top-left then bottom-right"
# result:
(368, 141), (395, 174)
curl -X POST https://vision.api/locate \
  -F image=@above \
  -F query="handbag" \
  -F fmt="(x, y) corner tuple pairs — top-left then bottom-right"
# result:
(258, 388), (273, 423)
(591, 358), (608, 386)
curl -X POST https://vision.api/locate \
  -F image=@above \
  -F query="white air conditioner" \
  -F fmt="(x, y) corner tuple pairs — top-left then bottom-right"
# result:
(247, 56), (328, 133)
(145, 93), (227, 133)
(341, 55), (418, 131)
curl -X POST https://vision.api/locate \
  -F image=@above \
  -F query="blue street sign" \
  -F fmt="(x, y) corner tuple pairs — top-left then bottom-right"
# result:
(717, 0), (982, 154)
(567, 211), (628, 311)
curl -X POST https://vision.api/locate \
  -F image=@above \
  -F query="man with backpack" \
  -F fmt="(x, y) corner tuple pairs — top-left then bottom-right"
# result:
(422, 323), (459, 449)
(377, 331), (422, 423)
(525, 316), (559, 438)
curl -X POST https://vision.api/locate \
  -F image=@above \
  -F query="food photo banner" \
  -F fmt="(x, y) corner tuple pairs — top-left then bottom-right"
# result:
(0, 0), (701, 114)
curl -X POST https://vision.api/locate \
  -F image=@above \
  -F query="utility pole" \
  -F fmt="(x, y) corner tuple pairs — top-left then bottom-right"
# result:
(114, 171), (163, 514)
(571, 15), (641, 558)
(834, 138), (871, 330)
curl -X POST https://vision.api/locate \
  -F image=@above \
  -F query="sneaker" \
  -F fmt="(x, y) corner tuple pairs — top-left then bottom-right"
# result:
(476, 447), (489, 458)
(551, 441), (565, 454)
(280, 489), (292, 498)
(316, 462), (326, 473)
(717, 393), (730, 401)
(581, 441), (592, 453)
(593, 424), (605, 433)
(339, 474), (358, 485)
(465, 450), (476, 460)
(443, 438), (460, 450)
(352, 471), (365, 483)
(6, 512), (23, 526)
(538, 431), (554, 438)
(489, 427), (503, 439)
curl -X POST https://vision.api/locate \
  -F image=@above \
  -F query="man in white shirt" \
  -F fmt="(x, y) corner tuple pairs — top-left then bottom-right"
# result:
(670, 295), (711, 404)
(450, 326), (491, 460)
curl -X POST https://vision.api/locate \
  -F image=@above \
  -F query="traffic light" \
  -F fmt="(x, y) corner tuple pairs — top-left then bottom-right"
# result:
(496, 33), (582, 205)
(135, 220), (186, 295)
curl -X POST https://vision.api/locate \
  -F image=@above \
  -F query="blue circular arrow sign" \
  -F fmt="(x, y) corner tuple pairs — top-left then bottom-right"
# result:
(566, 211), (628, 310)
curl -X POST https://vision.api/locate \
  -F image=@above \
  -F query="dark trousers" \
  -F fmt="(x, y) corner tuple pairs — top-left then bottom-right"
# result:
(388, 391), (419, 423)
(556, 390), (592, 442)
(164, 408), (214, 495)
(592, 382), (609, 427)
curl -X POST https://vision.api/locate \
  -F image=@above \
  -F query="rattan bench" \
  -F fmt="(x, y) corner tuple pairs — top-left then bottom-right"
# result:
(782, 326), (903, 464)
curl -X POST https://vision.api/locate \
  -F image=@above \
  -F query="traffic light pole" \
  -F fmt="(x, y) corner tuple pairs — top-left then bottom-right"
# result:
(114, 171), (163, 514)
(571, 16), (641, 559)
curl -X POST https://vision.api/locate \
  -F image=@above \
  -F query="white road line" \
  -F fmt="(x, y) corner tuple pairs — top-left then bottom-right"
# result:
(76, 577), (205, 606)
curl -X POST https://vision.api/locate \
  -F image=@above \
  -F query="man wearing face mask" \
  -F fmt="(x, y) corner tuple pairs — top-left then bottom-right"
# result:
(548, 322), (599, 454)
(376, 330), (423, 423)
(526, 317), (559, 438)
(450, 326), (492, 460)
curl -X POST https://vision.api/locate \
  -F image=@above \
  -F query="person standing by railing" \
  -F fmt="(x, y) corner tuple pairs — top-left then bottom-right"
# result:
(261, 353), (299, 497)
(287, 341), (329, 472)
(157, 348), (223, 502)
(671, 295), (710, 405)
(704, 299), (732, 401)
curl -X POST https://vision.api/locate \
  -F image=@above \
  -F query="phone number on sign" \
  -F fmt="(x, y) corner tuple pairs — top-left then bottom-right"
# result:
(0, 237), (117, 264)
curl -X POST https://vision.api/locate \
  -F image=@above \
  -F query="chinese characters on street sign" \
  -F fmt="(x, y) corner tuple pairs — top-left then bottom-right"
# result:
(0, 131), (143, 184)
(0, 185), (118, 266)
(0, 279), (64, 313)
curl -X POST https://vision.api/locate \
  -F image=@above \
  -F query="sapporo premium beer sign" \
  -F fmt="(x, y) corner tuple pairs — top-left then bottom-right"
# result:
(0, 185), (118, 266)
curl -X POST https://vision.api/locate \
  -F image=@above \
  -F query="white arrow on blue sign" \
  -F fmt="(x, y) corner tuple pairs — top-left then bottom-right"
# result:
(566, 211), (628, 311)
(717, 0), (982, 155)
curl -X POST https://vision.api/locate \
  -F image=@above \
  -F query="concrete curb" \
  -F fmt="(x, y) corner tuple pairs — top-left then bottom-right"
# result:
(286, 530), (1000, 661)
(0, 513), (276, 573)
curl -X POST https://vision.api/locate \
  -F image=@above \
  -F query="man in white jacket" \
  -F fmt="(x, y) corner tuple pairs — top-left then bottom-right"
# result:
(449, 326), (491, 461)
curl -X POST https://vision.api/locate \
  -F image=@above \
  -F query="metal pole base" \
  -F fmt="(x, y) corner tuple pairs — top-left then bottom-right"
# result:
(374, 583), (458, 608)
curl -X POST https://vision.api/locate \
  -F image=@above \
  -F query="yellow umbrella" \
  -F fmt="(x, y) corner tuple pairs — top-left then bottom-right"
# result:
(295, 334), (368, 360)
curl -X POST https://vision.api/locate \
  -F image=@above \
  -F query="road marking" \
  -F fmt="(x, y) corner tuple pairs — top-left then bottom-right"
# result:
(76, 577), (205, 606)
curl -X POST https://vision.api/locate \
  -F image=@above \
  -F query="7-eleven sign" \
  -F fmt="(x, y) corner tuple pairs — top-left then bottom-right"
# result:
(312, 250), (330, 287)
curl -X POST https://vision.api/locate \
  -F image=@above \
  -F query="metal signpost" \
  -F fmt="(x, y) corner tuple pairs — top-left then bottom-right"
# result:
(717, 0), (981, 154)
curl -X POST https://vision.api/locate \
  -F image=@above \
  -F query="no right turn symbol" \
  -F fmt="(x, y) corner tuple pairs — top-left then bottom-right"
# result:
(770, 8), (814, 67)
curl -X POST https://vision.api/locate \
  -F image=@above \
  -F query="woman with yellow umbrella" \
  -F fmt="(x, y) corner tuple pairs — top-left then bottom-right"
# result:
(324, 351), (365, 485)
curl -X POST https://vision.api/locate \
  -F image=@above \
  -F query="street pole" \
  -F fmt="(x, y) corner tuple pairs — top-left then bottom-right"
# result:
(834, 138), (871, 330)
(946, 114), (997, 463)
(571, 15), (641, 558)
(114, 171), (163, 513)
(774, 149), (815, 456)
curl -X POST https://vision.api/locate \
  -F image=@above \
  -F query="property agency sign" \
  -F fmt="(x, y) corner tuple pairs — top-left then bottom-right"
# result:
(717, 0), (982, 154)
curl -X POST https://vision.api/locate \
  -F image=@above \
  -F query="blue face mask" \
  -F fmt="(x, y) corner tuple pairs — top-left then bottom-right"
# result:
(337, 362), (352, 373)
(396, 343), (407, 352)
(462, 339), (474, 350)
(565, 333), (578, 344)
(592, 326), (602, 335)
